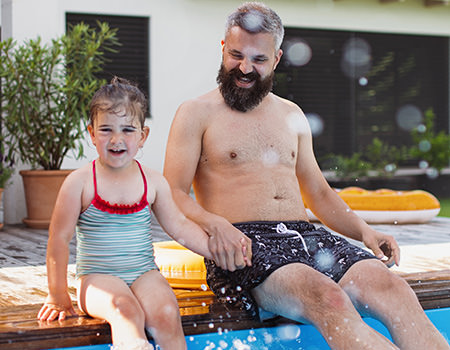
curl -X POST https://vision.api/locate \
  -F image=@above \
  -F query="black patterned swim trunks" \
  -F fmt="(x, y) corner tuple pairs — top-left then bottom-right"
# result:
(204, 220), (376, 318)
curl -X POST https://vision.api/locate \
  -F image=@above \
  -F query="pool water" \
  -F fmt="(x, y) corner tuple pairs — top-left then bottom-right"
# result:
(50, 307), (450, 350)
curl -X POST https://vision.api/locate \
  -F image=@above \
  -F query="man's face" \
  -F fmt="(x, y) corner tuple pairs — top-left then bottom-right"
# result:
(217, 26), (282, 112)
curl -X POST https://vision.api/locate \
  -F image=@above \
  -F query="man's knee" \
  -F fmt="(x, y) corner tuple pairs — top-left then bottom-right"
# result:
(309, 283), (353, 313)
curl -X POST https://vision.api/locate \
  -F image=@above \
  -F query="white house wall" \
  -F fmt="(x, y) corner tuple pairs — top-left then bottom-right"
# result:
(1, 0), (450, 224)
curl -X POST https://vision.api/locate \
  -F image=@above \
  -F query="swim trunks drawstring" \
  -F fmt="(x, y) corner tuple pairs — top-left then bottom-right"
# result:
(274, 223), (310, 256)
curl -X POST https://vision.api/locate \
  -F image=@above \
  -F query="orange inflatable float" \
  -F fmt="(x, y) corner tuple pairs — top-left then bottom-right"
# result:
(153, 240), (209, 290)
(307, 187), (440, 224)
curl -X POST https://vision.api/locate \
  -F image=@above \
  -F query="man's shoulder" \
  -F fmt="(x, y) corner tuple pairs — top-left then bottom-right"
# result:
(270, 92), (302, 111)
(179, 88), (221, 111)
(174, 88), (224, 125)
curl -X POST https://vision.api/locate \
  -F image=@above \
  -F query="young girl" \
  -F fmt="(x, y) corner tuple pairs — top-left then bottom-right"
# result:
(37, 77), (213, 350)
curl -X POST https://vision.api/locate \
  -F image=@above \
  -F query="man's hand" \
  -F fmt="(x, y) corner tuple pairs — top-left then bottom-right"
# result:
(363, 229), (400, 267)
(206, 217), (252, 271)
(37, 293), (77, 322)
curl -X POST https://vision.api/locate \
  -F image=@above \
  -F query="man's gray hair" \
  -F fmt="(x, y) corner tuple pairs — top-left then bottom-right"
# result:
(225, 2), (285, 50)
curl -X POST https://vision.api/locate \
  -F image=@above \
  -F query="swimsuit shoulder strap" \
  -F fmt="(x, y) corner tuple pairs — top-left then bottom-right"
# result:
(135, 160), (148, 201)
(92, 160), (98, 197)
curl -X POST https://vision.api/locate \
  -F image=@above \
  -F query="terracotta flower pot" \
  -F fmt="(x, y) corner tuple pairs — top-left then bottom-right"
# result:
(20, 169), (73, 229)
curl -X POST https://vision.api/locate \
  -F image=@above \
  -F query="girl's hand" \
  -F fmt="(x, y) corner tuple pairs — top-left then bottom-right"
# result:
(37, 294), (77, 322)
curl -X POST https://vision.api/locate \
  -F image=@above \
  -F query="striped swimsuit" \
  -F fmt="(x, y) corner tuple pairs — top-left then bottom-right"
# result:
(76, 160), (157, 286)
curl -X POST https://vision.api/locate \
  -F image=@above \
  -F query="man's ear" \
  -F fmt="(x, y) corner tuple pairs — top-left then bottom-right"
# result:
(273, 49), (283, 70)
(221, 40), (225, 54)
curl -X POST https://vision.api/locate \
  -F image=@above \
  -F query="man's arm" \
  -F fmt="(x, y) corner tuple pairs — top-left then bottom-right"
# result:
(164, 101), (252, 271)
(294, 110), (400, 266)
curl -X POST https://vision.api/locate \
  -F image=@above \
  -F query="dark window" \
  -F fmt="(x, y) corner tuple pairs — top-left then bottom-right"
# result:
(274, 28), (449, 163)
(66, 13), (150, 116)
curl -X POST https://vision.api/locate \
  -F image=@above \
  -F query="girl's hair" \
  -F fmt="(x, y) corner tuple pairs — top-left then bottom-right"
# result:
(89, 77), (147, 128)
(225, 2), (284, 51)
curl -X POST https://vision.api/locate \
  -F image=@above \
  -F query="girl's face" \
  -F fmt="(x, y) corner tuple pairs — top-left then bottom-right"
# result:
(88, 109), (149, 170)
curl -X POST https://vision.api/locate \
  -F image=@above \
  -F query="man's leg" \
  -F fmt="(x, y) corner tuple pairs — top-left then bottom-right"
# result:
(251, 263), (398, 350)
(339, 259), (449, 350)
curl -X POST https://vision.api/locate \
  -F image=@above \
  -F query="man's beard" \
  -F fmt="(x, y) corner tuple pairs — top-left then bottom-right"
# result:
(216, 64), (274, 112)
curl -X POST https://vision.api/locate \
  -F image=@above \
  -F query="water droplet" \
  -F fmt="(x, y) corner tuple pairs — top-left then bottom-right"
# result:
(263, 332), (273, 344)
(417, 124), (426, 133)
(426, 167), (439, 179)
(395, 104), (423, 131)
(242, 12), (264, 32)
(418, 140), (431, 152)
(358, 76), (368, 86)
(305, 113), (324, 136)
(247, 335), (257, 342)
(384, 163), (396, 173)
(261, 149), (280, 167)
(341, 37), (372, 78)
(419, 160), (429, 169)
(285, 39), (312, 67)
(315, 250), (336, 270)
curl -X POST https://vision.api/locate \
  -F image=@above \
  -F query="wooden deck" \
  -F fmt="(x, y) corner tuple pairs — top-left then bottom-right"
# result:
(1, 217), (450, 349)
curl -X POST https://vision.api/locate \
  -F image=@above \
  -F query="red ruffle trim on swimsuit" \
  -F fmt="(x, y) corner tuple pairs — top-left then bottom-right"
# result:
(92, 195), (149, 215)
(91, 159), (149, 215)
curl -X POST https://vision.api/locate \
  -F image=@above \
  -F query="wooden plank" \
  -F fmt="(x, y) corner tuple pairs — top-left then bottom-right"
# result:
(1, 270), (450, 350)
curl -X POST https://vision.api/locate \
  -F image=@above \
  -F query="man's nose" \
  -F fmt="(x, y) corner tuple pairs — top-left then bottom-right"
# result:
(239, 58), (254, 75)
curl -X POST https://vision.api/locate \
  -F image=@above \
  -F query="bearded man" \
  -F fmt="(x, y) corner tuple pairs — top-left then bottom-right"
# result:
(163, 2), (449, 349)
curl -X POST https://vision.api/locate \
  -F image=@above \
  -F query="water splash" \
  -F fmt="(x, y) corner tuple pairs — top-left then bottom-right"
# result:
(276, 324), (301, 340)
(232, 339), (251, 350)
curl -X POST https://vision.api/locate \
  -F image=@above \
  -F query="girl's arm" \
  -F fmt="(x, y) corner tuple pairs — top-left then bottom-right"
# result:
(150, 171), (213, 260)
(37, 170), (85, 321)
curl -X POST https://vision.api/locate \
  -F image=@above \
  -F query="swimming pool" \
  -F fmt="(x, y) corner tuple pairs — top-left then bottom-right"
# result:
(49, 307), (450, 349)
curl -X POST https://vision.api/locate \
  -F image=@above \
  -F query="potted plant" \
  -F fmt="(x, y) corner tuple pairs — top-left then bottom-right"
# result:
(0, 22), (120, 228)
(0, 135), (15, 230)
(322, 138), (414, 190)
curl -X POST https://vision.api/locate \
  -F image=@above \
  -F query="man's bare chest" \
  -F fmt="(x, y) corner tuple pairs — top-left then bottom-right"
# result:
(201, 118), (298, 166)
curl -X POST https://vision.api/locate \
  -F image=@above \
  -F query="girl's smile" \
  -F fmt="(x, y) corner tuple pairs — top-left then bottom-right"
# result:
(88, 110), (149, 169)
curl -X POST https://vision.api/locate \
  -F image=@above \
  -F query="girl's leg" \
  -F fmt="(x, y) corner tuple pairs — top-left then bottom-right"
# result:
(77, 274), (151, 347)
(131, 270), (187, 350)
